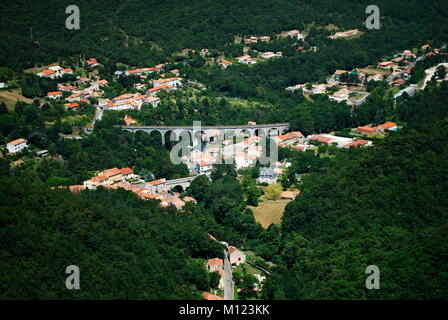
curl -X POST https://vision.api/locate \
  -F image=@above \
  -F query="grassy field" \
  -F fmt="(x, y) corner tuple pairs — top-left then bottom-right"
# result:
(249, 200), (289, 228)
(0, 89), (33, 111)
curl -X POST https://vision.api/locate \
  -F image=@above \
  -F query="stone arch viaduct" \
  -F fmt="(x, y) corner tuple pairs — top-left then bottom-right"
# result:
(121, 123), (290, 145)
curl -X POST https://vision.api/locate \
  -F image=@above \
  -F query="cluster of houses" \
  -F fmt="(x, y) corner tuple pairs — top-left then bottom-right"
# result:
(356, 121), (399, 135)
(79, 167), (197, 210)
(182, 134), (264, 175)
(242, 29), (305, 44)
(243, 36), (271, 44)
(37, 65), (73, 79)
(100, 93), (160, 111)
(46, 77), (109, 107)
(285, 44), (448, 106)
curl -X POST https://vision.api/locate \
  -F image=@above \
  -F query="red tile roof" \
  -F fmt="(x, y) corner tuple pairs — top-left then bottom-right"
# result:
(310, 135), (332, 144)
(101, 167), (121, 178)
(8, 138), (26, 146)
(228, 246), (240, 254)
(379, 121), (397, 129)
(357, 126), (377, 135)
(120, 167), (133, 175)
(149, 178), (167, 186)
(47, 91), (62, 96)
(345, 140), (370, 148)
(207, 258), (224, 267)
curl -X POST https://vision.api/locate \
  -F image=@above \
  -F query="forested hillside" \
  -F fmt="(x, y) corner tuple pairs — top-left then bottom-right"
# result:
(1, 0), (448, 70)
(262, 83), (448, 299)
(1, 0), (448, 301)
(0, 172), (223, 299)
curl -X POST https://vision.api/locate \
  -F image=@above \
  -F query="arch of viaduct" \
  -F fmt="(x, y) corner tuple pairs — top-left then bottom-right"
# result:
(121, 123), (290, 145)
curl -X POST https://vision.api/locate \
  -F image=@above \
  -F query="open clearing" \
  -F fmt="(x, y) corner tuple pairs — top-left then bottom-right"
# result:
(249, 200), (289, 228)
(0, 89), (33, 111)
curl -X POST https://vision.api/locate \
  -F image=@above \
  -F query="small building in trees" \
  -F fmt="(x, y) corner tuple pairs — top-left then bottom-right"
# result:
(256, 167), (277, 184)
(6, 138), (28, 154)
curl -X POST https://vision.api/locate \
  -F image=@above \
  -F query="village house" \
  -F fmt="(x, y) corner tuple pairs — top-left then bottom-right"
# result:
(219, 60), (234, 69)
(6, 138), (28, 154)
(356, 126), (379, 135)
(100, 167), (123, 184)
(256, 167), (278, 184)
(152, 77), (183, 88)
(378, 121), (398, 131)
(330, 29), (359, 39)
(37, 66), (73, 78)
(147, 84), (176, 96)
(273, 131), (304, 146)
(123, 115), (137, 125)
(236, 55), (256, 64)
(83, 167), (135, 189)
(207, 258), (224, 272)
(285, 30), (305, 40)
(328, 88), (350, 103)
(229, 246), (246, 266)
(285, 83), (306, 92)
(393, 79), (406, 86)
(183, 196), (197, 204)
(86, 58), (100, 68)
(234, 153), (258, 169)
(303, 83), (327, 94)
(148, 178), (168, 193)
(244, 36), (259, 44)
(83, 175), (109, 189)
(171, 196), (186, 210)
(195, 160), (213, 175)
(260, 52), (283, 59)
(378, 61), (395, 69)
(120, 168), (134, 179)
(57, 84), (76, 92)
(47, 91), (63, 99)
(107, 93), (160, 110)
(97, 99), (110, 108)
(309, 134), (355, 148)
(124, 67), (157, 76)
(344, 139), (372, 148)
(64, 102), (80, 110)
